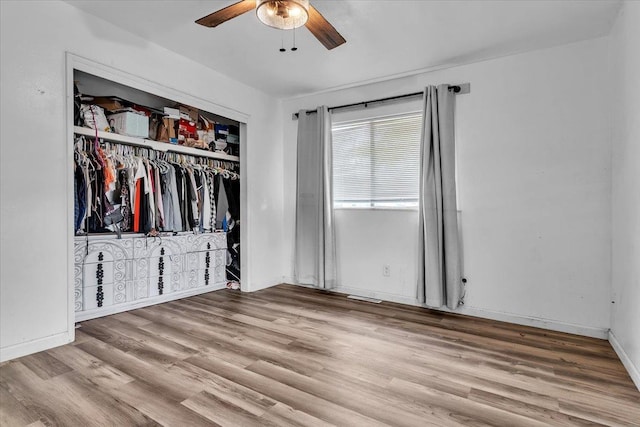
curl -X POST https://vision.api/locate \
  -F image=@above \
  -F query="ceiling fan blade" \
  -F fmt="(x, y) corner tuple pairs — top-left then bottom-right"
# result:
(195, 0), (256, 28)
(305, 5), (346, 50)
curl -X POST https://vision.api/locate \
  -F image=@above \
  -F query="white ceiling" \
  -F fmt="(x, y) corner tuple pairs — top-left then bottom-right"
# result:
(66, 0), (620, 99)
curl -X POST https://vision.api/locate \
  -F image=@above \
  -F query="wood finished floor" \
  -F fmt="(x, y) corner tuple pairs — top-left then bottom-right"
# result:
(1, 284), (639, 427)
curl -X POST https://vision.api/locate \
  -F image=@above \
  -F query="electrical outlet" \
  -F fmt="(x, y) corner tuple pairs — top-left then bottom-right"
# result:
(383, 265), (390, 277)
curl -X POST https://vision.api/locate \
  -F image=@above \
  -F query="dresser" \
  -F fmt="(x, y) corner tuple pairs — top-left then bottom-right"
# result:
(74, 232), (227, 321)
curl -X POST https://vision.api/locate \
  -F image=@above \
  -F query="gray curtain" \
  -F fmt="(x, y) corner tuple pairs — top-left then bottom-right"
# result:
(294, 106), (336, 289)
(417, 85), (463, 309)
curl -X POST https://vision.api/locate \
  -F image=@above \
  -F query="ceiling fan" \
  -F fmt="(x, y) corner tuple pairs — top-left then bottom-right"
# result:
(195, 0), (346, 50)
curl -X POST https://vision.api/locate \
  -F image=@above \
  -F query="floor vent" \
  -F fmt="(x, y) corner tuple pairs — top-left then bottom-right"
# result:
(347, 295), (382, 304)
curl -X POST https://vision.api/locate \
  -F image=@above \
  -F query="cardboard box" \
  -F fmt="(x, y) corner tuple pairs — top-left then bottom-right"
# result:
(108, 111), (149, 138)
(158, 118), (176, 141)
(199, 115), (213, 131)
(179, 105), (199, 123)
(91, 97), (125, 112)
(179, 118), (197, 139)
(164, 107), (180, 119)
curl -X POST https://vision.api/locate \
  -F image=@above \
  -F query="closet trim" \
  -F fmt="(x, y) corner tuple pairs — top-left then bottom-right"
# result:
(65, 53), (251, 336)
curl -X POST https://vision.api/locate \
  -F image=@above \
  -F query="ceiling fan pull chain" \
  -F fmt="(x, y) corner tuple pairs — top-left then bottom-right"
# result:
(291, 26), (298, 51)
(280, 28), (286, 52)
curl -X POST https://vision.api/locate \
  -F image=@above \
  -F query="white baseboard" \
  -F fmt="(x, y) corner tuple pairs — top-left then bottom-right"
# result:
(327, 285), (609, 339)
(75, 284), (227, 322)
(609, 331), (640, 391)
(244, 277), (285, 293)
(453, 305), (609, 339)
(0, 331), (73, 363)
(333, 286), (418, 306)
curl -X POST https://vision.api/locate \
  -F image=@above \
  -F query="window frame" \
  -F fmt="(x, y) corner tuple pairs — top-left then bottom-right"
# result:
(331, 103), (424, 211)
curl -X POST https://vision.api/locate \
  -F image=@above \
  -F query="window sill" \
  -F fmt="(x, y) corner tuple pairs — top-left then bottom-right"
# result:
(334, 206), (418, 212)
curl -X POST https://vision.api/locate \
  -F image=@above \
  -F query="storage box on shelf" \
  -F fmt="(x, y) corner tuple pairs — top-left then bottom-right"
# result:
(108, 111), (150, 138)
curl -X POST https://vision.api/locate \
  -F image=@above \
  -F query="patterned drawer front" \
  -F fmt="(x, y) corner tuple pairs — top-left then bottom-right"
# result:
(182, 265), (225, 290)
(185, 232), (227, 252)
(198, 250), (221, 266)
(207, 233), (227, 250)
(214, 249), (226, 269)
(182, 270), (201, 289)
(112, 281), (127, 304)
(149, 274), (176, 298)
(74, 240), (87, 265)
(83, 262), (114, 287)
(85, 239), (134, 263)
(134, 236), (187, 259)
(83, 284), (113, 310)
(185, 247), (225, 275)
(74, 263), (84, 312)
(74, 286), (83, 312)
(148, 255), (175, 279)
(148, 252), (174, 297)
(133, 258), (150, 280)
(204, 249), (226, 285)
(185, 252), (201, 272)
(85, 250), (115, 264)
(214, 263), (225, 285)
(133, 279), (150, 300)
(169, 271), (182, 292)
(132, 237), (160, 258)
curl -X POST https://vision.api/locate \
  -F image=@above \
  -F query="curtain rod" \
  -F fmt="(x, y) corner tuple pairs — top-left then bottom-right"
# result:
(292, 83), (469, 119)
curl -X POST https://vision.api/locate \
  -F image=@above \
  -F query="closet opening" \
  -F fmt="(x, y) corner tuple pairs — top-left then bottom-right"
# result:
(66, 55), (248, 324)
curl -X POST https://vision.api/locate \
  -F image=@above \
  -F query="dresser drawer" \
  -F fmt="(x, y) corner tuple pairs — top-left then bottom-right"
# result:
(83, 284), (114, 310)
(148, 255), (177, 278)
(184, 232), (227, 252)
(149, 274), (176, 297)
(83, 262), (114, 286)
(213, 263), (226, 285)
(85, 238), (134, 263)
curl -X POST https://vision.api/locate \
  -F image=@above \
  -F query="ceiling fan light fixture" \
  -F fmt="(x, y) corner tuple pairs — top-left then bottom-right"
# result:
(256, 0), (309, 30)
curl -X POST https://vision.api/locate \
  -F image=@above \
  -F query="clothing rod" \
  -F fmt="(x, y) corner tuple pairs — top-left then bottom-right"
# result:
(292, 83), (469, 119)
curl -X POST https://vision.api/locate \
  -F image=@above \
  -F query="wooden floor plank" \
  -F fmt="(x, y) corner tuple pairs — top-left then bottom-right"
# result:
(1, 284), (638, 426)
(259, 402), (335, 427)
(18, 352), (73, 380)
(50, 371), (161, 426)
(185, 354), (389, 426)
(108, 380), (219, 427)
(170, 361), (277, 417)
(0, 385), (38, 426)
(245, 359), (439, 427)
(181, 389), (278, 427)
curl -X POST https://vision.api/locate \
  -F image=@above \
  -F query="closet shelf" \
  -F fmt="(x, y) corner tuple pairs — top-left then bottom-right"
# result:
(74, 126), (240, 162)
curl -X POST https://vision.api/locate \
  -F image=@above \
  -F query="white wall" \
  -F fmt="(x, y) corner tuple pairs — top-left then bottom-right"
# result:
(335, 209), (420, 301)
(609, 1), (640, 389)
(282, 37), (612, 338)
(0, 0), (285, 361)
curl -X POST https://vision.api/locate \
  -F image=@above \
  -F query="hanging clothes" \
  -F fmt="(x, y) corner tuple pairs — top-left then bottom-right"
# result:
(186, 167), (200, 231)
(201, 170), (212, 232)
(73, 138), (238, 239)
(154, 166), (165, 230)
(74, 162), (87, 233)
(117, 169), (132, 232)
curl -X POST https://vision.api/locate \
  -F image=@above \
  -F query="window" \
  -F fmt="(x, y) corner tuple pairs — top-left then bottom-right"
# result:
(332, 111), (422, 209)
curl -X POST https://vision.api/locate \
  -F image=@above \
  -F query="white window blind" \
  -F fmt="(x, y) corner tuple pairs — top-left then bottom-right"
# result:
(332, 112), (422, 208)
